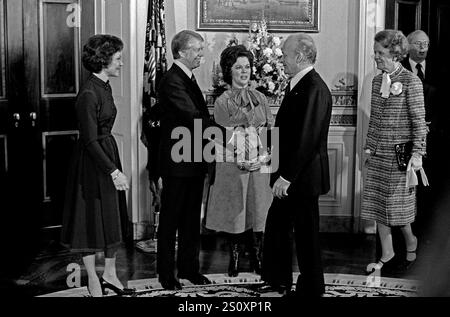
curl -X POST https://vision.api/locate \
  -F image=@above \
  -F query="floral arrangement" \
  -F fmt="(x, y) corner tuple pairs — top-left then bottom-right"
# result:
(212, 17), (288, 105)
(246, 17), (288, 105)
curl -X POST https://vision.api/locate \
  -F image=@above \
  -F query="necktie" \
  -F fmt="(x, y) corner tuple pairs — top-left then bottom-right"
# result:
(416, 63), (425, 82)
(284, 81), (291, 95)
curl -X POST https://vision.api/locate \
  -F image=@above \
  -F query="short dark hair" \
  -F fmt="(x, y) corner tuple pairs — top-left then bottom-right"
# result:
(82, 34), (124, 73)
(220, 45), (254, 85)
(375, 30), (408, 62)
(171, 30), (204, 59)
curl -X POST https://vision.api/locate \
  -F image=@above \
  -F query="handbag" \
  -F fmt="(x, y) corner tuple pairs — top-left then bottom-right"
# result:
(394, 141), (413, 171)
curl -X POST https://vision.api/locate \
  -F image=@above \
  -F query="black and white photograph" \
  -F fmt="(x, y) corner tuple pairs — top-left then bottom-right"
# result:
(1, 0), (450, 306)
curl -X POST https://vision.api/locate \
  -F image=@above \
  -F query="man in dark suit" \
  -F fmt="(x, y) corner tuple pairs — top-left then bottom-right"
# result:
(402, 30), (437, 131)
(156, 30), (212, 290)
(401, 30), (438, 244)
(261, 34), (332, 297)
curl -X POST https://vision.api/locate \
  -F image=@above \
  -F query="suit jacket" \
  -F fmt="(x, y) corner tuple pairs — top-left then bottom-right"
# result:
(271, 69), (333, 197)
(401, 58), (437, 124)
(157, 63), (211, 177)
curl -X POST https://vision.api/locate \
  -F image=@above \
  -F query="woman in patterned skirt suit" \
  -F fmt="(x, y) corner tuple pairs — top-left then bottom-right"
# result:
(206, 45), (274, 277)
(61, 35), (133, 296)
(362, 30), (427, 274)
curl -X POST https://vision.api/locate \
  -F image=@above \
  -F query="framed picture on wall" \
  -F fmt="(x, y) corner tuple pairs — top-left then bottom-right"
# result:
(196, 0), (320, 32)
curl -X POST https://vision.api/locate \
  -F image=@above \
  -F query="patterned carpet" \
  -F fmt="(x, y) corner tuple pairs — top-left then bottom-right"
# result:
(39, 272), (419, 297)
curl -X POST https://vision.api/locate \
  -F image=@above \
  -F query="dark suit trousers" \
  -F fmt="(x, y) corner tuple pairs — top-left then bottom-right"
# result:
(157, 176), (205, 280)
(262, 193), (325, 296)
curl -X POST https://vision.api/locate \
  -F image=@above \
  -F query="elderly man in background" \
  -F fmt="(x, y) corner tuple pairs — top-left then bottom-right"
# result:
(400, 30), (438, 247)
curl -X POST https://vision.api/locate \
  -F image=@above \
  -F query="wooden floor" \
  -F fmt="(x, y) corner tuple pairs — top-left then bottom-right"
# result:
(0, 232), (432, 297)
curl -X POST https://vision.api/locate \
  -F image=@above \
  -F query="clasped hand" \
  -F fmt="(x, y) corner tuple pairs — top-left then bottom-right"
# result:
(112, 171), (129, 191)
(272, 177), (290, 199)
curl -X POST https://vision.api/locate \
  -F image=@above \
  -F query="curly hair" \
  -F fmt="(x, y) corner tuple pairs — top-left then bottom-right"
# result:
(375, 30), (409, 62)
(220, 45), (254, 85)
(82, 34), (124, 73)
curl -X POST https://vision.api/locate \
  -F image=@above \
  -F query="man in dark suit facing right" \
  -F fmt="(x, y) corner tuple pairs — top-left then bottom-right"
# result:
(261, 33), (332, 297)
(156, 30), (212, 290)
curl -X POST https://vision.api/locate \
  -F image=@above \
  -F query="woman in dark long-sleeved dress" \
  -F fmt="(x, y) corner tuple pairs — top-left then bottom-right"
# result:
(61, 35), (133, 297)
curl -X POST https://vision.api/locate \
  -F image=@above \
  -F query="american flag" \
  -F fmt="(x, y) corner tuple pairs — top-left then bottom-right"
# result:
(141, 0), (167, 169)
(138, 1), (168, 253)
(143, 0), (167, 109)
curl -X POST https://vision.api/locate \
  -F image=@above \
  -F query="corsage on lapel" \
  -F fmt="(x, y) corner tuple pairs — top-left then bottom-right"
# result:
(390, 82), (403, 96)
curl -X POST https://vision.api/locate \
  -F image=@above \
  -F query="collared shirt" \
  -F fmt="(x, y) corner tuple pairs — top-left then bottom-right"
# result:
(408, 58), (426, 78)
(289, 66), (314, 91)
(174, 60), (193, 79)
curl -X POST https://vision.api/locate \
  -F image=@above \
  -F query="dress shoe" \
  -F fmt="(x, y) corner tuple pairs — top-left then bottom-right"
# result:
(295, 288), (325, 298)
(178, 273), (211, 285)
(257, 282), (291, 295)
(159, 277), (182, 290)
(100, 277), (136, 296)
(282, 289), (296, 297)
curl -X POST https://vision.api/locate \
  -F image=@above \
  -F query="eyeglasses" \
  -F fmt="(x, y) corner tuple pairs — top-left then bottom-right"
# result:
(412, 41), (430, 48)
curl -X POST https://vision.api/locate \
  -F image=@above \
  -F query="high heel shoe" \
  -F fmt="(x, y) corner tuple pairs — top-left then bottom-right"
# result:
(402, 236), (418, 270)
(87, 286), (106, 297)
(403, 249), (417, 270)
(365, 255), (396, 275)
(86, 277), (104, 297)
(100, 277), (135, 296)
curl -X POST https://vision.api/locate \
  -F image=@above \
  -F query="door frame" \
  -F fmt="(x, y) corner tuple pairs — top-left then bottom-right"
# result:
(94, 0), (149, 240)
(354, 0), (386, 233)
